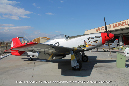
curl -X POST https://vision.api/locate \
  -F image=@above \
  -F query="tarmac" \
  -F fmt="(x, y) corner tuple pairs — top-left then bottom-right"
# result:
(0, 49), (129, 86)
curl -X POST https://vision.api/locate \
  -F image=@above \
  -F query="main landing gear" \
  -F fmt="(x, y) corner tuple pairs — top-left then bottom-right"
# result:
(81, 52), (88, 62)
(72, 60), (82, 70)
(70, 51), (82, 70)
(70, 51), (88, 70)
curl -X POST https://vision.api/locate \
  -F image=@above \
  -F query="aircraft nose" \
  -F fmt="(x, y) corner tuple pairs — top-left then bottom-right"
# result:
(108, 33), (114, 39)
(105, 33), (114, 41)
(101, 33), (114, 44)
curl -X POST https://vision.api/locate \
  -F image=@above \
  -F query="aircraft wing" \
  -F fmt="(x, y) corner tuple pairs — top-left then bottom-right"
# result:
(11, 43), (84, 60)
(12, 43), (83, 52)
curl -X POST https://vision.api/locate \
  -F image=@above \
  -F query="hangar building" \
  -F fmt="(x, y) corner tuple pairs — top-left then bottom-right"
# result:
(84, 19), (129, 46)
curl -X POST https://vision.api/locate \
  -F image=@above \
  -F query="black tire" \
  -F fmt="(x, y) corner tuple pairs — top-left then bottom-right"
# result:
(29, 58), (33, 61)
(63, 54), (66, 58)
(72, 60), (82, 70)
(82, 55), (88, 62)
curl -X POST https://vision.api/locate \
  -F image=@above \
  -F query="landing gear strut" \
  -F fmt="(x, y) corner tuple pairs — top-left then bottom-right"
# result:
(72, 60), (82, 70)
(70, 51), (82, 70)
(82, 52), (88, 62)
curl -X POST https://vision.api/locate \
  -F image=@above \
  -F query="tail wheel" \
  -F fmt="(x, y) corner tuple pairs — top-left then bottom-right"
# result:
(29, 57), (33, 61)
(82, 55), (88, 62)
(72, 60), (82, 70)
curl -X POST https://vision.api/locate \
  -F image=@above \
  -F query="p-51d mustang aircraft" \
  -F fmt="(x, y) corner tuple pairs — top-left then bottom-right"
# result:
(5, 18), (114, 70)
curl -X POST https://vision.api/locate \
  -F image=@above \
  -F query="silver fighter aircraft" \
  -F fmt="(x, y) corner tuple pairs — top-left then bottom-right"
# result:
(5, 18), (114, 70)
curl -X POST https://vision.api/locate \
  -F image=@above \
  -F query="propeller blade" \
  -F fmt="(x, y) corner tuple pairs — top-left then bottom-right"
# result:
(105, 22), (107, 32)
(104, 17), (107, 32)
(106, 30), (109, 37)
(104, 17), (109, 37)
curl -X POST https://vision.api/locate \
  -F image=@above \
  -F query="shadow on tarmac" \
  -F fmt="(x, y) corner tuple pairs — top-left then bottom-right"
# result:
(22, 56), (116, 77)
(22, 58), (39, 61)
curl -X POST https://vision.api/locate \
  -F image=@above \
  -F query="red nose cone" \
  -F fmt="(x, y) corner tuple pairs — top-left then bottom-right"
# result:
(101, 33), (114, 44)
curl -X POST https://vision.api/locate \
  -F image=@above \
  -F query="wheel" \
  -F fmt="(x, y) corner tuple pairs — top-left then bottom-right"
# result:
(72, 60), (82, 70)
(63, 54), (66, 58)
(29, 57), (33, 61)
(82, 55), (88, 62)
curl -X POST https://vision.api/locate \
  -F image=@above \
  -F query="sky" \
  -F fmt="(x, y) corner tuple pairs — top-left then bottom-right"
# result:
(0, 0), (129, 41)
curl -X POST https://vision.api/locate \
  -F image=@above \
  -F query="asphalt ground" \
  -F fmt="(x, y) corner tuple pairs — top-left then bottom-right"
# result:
(0, 49), (129, 86)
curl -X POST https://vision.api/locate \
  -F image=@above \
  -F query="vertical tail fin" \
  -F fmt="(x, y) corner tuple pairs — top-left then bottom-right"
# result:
(11, 37), (25, 56)
(11, 37), (22, 48)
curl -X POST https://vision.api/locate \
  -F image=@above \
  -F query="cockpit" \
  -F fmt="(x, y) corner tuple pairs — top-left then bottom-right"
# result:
(44, 34), (67, 43)
(50, 34), (66, 40)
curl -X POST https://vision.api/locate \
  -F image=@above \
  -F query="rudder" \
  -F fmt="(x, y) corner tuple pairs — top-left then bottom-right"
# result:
(11, 37), (22, 48)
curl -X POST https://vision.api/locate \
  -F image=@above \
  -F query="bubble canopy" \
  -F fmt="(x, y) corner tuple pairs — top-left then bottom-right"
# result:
(50, 34), (66, 40)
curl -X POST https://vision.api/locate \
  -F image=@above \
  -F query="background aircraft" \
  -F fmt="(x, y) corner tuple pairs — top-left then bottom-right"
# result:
(5, 18), (114, 70)
(97, 39), (118, 51)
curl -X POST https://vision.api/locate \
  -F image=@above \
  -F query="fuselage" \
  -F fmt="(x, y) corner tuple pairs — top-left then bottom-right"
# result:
(43, 33), (114, 51)
(9, 32), (114, 57)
